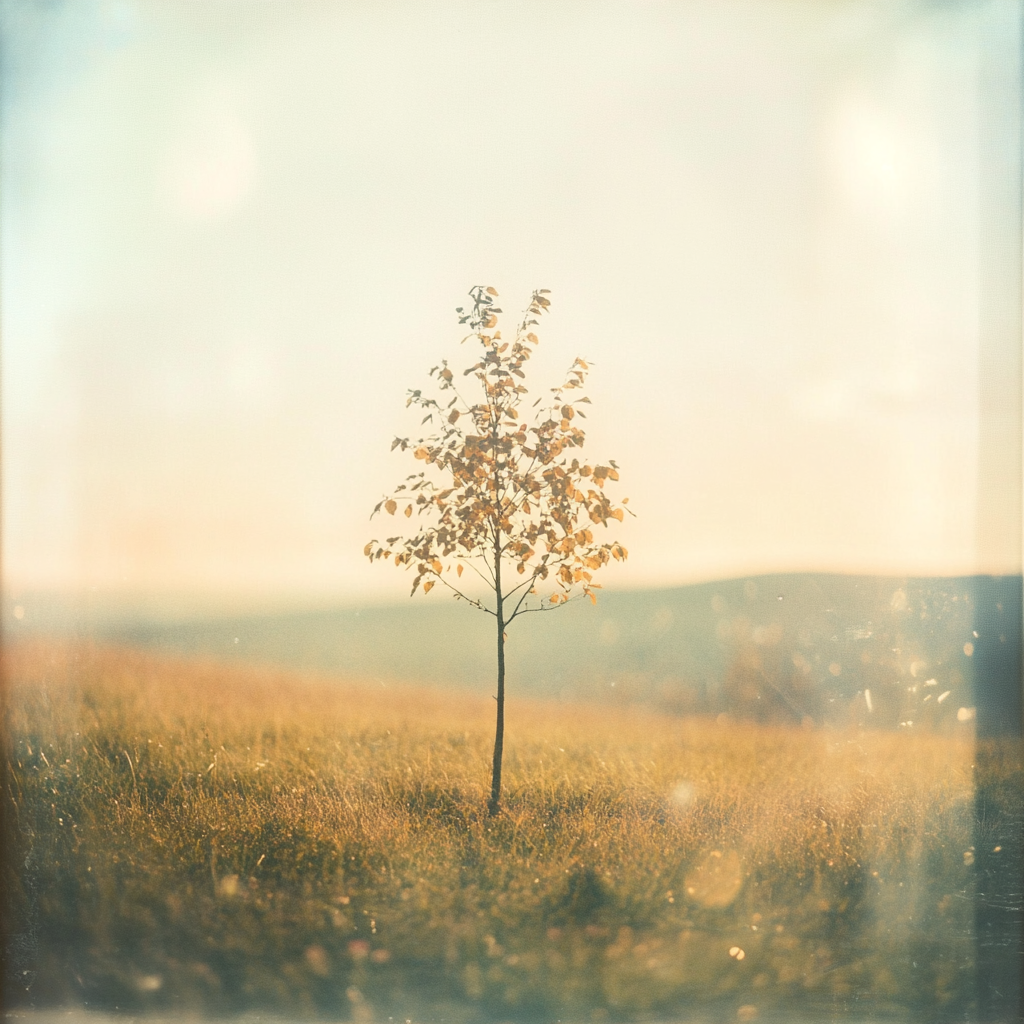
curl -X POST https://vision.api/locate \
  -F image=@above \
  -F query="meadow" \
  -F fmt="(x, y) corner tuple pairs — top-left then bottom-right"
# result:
(2, 641), (1018, 1022)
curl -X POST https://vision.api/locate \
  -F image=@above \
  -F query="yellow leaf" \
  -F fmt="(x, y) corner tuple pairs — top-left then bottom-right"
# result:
(404, 504), (413, 518)
(385, 500), (397, 515)
(486, 287), (498, 296)
(363, 542), (374, 557)
(457, 564), (464, 577)
(431, 558), (442, 573)
(612, 509), (623, 521)
(550, 594), (560, 604)
(423, 580), (435, 594)
(589, 591), (597, 605)
(414, 447), (429, 460)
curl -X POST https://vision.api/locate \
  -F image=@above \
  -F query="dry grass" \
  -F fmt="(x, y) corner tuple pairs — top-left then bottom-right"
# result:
(2, 640), (1012, 1022)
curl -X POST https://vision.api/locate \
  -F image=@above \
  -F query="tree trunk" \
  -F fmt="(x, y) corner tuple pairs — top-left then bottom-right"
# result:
(488, 609), (506, 815)
(488, 535), (505, 816)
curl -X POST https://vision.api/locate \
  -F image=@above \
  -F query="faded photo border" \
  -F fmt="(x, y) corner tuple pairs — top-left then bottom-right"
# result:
(2, 2), (1022, 1022)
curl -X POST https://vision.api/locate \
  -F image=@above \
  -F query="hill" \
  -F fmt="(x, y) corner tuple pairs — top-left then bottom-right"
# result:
(8, 573), (1020, 734)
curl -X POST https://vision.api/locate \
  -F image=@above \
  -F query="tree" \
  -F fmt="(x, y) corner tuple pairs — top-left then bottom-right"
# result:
(366, 287), (630, 815)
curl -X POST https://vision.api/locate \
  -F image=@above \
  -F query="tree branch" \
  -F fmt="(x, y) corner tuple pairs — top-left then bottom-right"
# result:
(429, 571), (496, 615)
(507, 601), (564, 622)
(462, 554), (494, 588)
(501, 574), (535, 600)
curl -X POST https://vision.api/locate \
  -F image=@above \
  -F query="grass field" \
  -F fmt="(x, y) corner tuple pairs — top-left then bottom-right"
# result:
(3, 641), (1019, 1022)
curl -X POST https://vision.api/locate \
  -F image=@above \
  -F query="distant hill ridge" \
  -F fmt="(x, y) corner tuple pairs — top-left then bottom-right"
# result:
(7, 573), (1021, 733)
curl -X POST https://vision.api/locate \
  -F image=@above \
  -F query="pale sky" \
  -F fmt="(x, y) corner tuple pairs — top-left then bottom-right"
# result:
(2, 0), (1021, 608)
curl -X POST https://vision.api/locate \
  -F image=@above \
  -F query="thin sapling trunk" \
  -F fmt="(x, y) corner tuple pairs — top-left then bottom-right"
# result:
(367, 287), (630, 815)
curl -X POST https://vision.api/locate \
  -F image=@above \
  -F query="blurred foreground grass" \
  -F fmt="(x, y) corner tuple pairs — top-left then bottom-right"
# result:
(2, 641), (1019, 1022)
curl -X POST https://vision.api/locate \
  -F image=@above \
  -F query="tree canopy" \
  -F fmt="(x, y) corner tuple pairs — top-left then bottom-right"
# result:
(365, 286), (630, 622)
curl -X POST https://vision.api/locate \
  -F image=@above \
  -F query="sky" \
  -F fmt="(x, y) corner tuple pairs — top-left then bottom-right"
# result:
(2, 0), (1021, 610)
